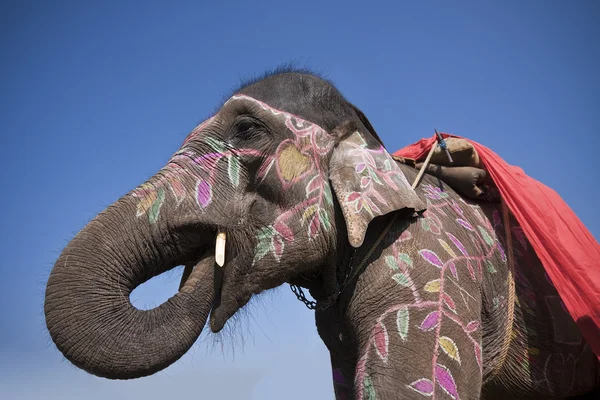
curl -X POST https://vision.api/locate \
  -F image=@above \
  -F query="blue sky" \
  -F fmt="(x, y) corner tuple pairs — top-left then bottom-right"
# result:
(1, 1), (598, 398)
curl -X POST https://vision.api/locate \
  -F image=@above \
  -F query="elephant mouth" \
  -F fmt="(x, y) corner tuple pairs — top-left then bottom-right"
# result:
(178, 228), (239, 333)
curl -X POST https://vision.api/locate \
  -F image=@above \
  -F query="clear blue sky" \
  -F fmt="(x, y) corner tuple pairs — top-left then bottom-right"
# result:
(1, 1), (598, 399)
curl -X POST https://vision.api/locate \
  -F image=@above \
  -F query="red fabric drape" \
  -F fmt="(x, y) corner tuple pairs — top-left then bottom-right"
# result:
(394, 134), (600, 358)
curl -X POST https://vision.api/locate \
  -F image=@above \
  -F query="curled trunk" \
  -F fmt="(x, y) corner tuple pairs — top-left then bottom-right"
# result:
(44, 197), (214, 379)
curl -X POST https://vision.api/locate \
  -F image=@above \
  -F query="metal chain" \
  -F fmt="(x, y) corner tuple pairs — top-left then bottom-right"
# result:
(290, 284), (317, 310)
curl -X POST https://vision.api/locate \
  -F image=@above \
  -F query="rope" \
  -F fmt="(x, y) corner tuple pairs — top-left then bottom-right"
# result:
(492, 199), (516, 377)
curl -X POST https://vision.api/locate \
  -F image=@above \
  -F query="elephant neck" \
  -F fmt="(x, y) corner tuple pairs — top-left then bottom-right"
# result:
(327, 210), (416, 315)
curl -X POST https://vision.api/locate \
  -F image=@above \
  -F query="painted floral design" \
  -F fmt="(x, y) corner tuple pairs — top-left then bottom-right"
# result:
(354, 184), (509, 400)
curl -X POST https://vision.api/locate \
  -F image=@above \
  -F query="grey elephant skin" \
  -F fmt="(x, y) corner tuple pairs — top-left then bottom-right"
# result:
(44, 70), (599, 399)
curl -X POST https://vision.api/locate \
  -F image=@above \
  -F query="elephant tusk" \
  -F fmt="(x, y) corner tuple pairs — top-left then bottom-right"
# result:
(215, 232), (226, 267)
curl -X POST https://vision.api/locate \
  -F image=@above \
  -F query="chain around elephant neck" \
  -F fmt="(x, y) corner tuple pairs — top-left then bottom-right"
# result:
(291, 214), (398, 311)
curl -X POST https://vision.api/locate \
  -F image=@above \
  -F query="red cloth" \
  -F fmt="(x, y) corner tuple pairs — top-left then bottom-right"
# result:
(394, 134), (600, 358)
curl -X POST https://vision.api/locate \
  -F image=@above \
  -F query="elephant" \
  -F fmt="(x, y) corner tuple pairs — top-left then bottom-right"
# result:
(44, 69), (599, 399)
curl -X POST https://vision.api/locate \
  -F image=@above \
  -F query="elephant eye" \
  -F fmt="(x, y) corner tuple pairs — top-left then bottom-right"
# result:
(233, 117), (263, 141)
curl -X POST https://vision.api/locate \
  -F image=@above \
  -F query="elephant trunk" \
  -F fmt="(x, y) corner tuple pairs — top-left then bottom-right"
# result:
(44, 193), (215, 380)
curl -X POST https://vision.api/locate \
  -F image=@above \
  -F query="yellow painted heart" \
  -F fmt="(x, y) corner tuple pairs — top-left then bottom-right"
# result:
(277, 144), (311, 182)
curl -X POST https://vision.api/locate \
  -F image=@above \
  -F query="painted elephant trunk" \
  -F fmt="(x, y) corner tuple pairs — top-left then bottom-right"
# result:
(44, 193), (215, 380)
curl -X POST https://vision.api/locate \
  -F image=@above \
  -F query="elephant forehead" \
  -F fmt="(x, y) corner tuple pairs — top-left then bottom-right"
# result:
(225, 94), (330, 135)
(180, 94), (332, 148)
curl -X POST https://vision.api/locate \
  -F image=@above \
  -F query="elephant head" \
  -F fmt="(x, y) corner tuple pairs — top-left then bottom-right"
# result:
(44, 71), (425, 379)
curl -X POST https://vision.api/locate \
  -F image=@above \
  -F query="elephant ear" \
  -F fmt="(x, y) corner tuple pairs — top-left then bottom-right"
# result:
(329, 121), (426, 248)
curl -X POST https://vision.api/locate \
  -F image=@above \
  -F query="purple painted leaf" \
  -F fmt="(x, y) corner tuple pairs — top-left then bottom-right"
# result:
(446, 232), (468, 256)
(399, 230), (412, 242)
(457, 218), (474, 231)
(466, 261), (476, 281)
(496, 240), (507, 262)
(429, 219), (441, 235)
(273, 221), (294, 241)
(493, 210), (501, 227)
(450, 199), (463, 216)
(448, 261), (458, 280)
(419, 311), (440, 331)
(346, 191), (361, 203)
(442, 293), (457, 313)
(435, 364), (459, 399)
(194, 152), (221, 171)
(408, 378), (434, 396)
(419, 249), (443, 268)
(272, 235), (284, 261)
(382, 172), (399, 190)
(360, 176), (371, 188)
(196, 179), (212, 208)
(169, 179), (187, 205)
(305, 175), (321, 196)
(373, 322), (389, 362)
(465, 321), (479, 333)
(355, 162), (366, 173)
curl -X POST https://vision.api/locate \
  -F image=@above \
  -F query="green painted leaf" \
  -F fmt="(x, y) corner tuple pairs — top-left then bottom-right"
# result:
(369, 169), (383, 185)
(486, 260), (497, 273)
(392, 273), (410, 287)
(478, 226), (494, 246)
(253, 227), (274, 264)
(148, 188), (165, 224)
(318, 208), (331, 231)
(383, 159), (391, 171)
(355, 132), (368, 148)
(227, 156), (240, 187)
(385, 255), (399, 271)
(363, 374), (376, 400)
(398, 253), (413, 267)
(205, 137), (226, 153)
(323, 184), (333, 206)
(421, 218), (431, 232)
(396, 307), (409, 341)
